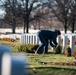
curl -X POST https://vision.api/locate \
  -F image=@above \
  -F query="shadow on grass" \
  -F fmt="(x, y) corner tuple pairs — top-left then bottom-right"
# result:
(28, 66), (76, 75)
(34, 66), (76, 71)
(46, 52), (54, 54)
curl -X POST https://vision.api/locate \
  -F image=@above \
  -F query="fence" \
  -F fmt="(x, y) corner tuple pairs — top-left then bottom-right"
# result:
(0, 33), (76, 54)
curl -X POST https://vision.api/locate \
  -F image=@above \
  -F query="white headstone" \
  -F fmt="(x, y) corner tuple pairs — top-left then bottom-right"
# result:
(1, 53), (11, 75)
(63, 34), (68, 53)
(70, 34), (75, 55)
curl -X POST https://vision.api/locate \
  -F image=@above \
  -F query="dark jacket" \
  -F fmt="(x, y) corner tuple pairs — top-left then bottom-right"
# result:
(41, 30), (58, 47)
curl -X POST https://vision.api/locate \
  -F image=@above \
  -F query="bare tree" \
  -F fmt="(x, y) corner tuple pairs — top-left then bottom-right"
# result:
(3, 0), (18, 33)
(70, 0), (76, 33)
(4, 0), (43, 33)
(48, 0), (76, 33)
(20, 0), (38, 33)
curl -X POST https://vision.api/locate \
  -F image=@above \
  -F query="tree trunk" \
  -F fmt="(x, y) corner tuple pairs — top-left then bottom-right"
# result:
(12, 0), (16, 34)
(64, 18), (67, 33)
(64, 25), (67, 33)
(23, 17), (26, 33)
(72, 15), (75, 33)
(12, 16), (16, 34)
(23, 23), (26, 33)
(26, 0), (29, 33)
(26, 15), (29, 33)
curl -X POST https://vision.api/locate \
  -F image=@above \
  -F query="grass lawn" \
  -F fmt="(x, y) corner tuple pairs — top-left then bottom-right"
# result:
(27, 53), (76, 75)
(0, 41), (76, 75)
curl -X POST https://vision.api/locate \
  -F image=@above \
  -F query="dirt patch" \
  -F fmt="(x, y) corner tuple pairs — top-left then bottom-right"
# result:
(39, 61), (76, 66)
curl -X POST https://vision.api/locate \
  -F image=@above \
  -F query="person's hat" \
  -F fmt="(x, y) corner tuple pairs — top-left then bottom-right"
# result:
(55, 29), (61, 35)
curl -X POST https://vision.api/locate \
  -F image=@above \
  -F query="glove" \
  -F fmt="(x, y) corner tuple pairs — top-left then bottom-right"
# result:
(53, 45), (59, 49)
(54, 45), (57, 48)
(53, 45), (57, 51)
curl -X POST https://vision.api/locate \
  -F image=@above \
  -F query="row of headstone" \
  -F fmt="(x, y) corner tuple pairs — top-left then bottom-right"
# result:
(0, 34), (21, 41)
(20, 33), (40, 44)
(57, 34), (75, 55)
(0, 45), (28, 75)
(20, 34), (76, 55)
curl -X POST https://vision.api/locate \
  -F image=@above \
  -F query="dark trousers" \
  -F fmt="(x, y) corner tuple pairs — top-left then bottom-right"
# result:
(36, 31), (48, 53)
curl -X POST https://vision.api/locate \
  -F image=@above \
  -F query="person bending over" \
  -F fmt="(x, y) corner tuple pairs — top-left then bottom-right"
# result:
(35, 29), (61, 54)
